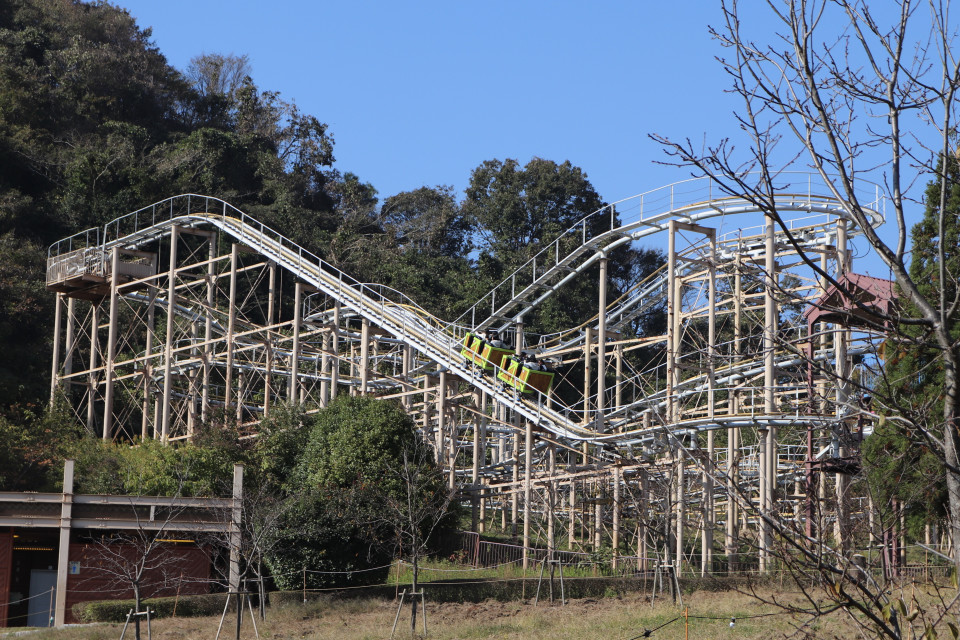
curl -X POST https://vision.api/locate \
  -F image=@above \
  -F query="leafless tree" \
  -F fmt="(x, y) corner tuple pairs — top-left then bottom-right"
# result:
(201, 476), (299, 621)
(653, 0), (960, 578)
(78, 498), (194, 640)
(367, 439), (456, 639)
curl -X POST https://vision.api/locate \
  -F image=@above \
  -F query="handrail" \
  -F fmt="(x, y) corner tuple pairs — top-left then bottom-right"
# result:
(453, 173), (884, 332)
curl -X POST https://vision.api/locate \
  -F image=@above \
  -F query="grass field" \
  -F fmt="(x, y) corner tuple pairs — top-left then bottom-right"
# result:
(1, 586), (907, 640)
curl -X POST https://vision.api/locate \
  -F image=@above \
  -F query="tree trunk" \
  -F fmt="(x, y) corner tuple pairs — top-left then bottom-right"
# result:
(410, 555), (418, 639)
(133, 583), (142, 640)
(942, 352), (960, 578)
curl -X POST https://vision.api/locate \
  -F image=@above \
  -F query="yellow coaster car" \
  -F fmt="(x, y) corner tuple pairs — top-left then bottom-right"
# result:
(497, 356), (555, 395)
(460, 332), (481, 360)
(461, 333), (513, 371)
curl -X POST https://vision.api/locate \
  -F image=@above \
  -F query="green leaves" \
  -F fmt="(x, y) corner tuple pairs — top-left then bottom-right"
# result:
(255, 396), (437, 590)
(292, 395), (417, 496)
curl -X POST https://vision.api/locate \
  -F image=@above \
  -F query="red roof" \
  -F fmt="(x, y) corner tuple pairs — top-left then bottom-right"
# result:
(803, 272), (895, 328)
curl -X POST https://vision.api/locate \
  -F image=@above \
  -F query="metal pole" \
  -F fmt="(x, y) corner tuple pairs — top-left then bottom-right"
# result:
(437, 369), (447, 469)
(161, 227), (179, 442)
(202, 237), (215, 424)
(523, 417), (532, 570)
(596, 255), (608, 432)
(666, 221), (678, 426)
(87, 303), (100, 435)
(702, 231), (716, 575)
(141, 288), (156, 439)
(289, 282), (302, 402)
(50, 293), (63, 406)
(264, 262), (276, 417)
(224, 243), (238, 416)
(583, 327), (593, 426)
(103, 247), (121, 440)
(612, 465), (621, 569)
(761, 218), (777, 570)
(360, 317), (370, 395)
(547, 442), (556, 559)
(726, 258), (742, 573)
(330, 302), (340, 400)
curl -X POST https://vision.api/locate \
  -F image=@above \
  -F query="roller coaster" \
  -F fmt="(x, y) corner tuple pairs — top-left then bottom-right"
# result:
(45, 175), (895, 575)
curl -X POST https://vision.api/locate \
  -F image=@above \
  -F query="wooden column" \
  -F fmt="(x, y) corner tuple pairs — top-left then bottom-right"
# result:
(638, 469), (648, 571)
(400, 344), (412, 411)
(666, 220), (678, 427)
(103, 248), (120, 440)
(834, 220), (851, 552)
(65, 297), (76, 379)
(141, 290), (155, 439)
(223, 243), (239, 419)
(675, 447), (684, 573)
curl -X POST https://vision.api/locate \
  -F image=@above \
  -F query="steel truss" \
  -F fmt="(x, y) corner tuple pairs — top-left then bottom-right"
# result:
(46, 177), (890, 575)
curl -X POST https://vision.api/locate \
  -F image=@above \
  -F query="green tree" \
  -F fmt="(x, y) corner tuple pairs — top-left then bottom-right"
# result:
(0, 399), (81, 491)
(260, 397), (455, 589)
(865, 158), (960, 535)
(372, 186), (478, 317)
(185, 53), (251, 100)
(464, 156), (665, 335)
(380, 185), (472, 258)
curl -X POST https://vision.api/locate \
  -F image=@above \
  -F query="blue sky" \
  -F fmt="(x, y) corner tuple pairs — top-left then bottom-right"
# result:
(115, 2), (739, 204)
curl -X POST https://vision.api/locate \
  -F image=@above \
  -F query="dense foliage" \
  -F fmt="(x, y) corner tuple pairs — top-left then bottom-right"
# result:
(255, 397), (455, 589)
(0, 0), (664, 426)
(864, 158), (960, 534)
(0, 0), (661, 581)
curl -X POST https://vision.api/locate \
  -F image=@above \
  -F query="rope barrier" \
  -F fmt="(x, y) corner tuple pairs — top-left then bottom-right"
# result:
(0, 587), (56, 608)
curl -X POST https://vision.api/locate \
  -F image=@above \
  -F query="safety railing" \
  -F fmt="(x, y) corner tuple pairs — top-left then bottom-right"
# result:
(453, 173), (884, 333)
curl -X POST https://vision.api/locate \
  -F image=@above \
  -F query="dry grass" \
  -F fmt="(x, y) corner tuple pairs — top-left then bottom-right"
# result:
(7, 583), (958, 639)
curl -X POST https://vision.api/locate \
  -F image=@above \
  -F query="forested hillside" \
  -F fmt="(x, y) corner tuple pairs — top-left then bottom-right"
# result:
(0, 0), (663, 488)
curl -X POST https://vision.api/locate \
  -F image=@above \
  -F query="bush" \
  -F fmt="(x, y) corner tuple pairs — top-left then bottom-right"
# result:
(73, 593), (227, 623)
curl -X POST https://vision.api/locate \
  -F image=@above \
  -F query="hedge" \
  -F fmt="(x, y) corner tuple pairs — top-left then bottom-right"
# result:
(72, 593), (227, 623)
